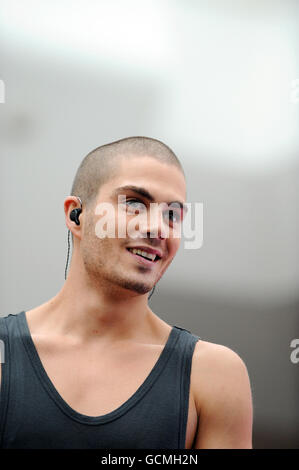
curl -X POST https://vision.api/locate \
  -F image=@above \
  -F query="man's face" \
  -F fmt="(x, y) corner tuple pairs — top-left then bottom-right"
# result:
(80, 155), (186, 295)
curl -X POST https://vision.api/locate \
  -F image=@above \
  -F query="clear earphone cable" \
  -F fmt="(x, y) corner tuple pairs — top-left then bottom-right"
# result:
(148, 284), (155, 300)
(65, 229), (71, 280)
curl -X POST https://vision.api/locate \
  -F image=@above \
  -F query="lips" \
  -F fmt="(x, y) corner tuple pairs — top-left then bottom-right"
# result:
(126, 247), (161, 265)
(126, 246), (162, 261)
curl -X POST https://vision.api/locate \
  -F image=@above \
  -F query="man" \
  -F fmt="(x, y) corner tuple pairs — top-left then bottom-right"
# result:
(0, 136), (253, 449)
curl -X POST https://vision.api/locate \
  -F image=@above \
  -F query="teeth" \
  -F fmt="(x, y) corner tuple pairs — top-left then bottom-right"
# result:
(129, 248), (157, 261)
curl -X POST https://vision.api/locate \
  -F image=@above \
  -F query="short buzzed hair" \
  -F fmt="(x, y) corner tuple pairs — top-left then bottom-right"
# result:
(70, 136), (184, 213)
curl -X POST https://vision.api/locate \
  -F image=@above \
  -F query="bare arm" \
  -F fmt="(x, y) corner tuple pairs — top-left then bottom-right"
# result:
(192, 342), (253, 449)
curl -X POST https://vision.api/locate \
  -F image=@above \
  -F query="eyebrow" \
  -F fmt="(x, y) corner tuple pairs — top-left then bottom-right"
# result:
(113, 185), (187, 212)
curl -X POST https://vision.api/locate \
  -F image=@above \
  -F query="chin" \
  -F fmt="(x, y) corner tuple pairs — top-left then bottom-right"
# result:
(120, 280), (152, 295)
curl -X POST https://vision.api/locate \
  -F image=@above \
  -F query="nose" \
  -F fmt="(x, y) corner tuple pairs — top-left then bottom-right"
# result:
(139, 203), (169, 240)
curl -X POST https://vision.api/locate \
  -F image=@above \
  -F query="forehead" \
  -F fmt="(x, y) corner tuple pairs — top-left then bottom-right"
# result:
(100, 155), (186, 203)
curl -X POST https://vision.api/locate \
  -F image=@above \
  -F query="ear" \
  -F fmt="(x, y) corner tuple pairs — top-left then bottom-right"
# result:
(64, 196), (83, 239)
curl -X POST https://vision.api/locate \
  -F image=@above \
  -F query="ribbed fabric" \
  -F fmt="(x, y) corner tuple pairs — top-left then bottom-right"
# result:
(0, 311), (200, 449)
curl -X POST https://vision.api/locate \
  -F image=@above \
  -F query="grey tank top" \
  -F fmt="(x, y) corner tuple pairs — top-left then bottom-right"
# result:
(0, 311), (200, 449)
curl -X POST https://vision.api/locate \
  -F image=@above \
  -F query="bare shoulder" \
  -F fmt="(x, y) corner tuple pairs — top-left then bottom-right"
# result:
(191, 339), (252, 410)
(190, 339), (253, 448)
(192, 338), (251, 375)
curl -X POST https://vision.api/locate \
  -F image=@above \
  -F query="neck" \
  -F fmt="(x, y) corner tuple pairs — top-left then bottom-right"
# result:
(33, 263), (158, 344)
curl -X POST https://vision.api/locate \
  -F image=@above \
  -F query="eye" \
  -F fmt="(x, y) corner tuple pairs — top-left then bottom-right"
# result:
(125, 198), (147, 213)
(163, 209), (181, 225)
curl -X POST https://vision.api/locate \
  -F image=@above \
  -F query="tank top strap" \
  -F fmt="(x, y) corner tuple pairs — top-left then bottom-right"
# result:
(172, 324), (201, 448)
(173, 324), (201, 339)
(0, 315), (11, 446)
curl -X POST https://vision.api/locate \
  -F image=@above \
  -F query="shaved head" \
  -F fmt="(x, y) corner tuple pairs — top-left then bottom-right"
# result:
(70, 136), (185, 214)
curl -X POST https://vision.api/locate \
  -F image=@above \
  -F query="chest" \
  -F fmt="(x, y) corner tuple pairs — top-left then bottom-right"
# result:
(31, 336), (199, 449)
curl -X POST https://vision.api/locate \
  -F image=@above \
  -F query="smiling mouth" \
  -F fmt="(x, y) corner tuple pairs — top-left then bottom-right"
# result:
(126, 247), (161, 263)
